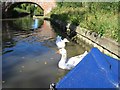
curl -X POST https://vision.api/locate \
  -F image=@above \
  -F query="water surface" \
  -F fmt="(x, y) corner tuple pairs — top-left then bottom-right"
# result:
(2, 16), (92, 88)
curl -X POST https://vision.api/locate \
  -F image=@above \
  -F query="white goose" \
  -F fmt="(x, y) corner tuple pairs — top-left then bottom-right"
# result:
(56, 36), (69, 49)
(57, 48), (88, 70)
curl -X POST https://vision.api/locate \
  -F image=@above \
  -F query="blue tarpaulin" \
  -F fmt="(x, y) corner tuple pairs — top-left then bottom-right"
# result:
(56, 48), (120, 88)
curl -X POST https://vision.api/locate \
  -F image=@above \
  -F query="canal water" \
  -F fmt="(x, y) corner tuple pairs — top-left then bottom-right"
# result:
(2, 16), (92, 88)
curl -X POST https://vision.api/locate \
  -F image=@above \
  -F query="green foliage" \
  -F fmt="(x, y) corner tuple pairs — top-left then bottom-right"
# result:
(69, 15), (80, 26)
(26, 4), (31, 13)
(34, 6), (43, 15)
(50, 2), (119, 43)
(13, 3), (43, 15)
(14, 8), (29, 13)
(21, 4), (26, 10)
(51, 13), (69, 23)
(57, 2), (82, 8)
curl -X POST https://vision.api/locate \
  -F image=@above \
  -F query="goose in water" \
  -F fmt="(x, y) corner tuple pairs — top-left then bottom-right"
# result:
(56, 36), (69, 49)
(57, 48), (88, 70)
(56, 35), (62, 42)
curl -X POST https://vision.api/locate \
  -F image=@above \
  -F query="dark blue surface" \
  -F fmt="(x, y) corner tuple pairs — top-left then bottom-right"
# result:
(56, 48), (120, 88)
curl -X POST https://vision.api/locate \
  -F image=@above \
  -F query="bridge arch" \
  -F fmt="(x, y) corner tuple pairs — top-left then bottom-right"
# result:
(6, 2), (44, 16)
(2, 1), (56, 17)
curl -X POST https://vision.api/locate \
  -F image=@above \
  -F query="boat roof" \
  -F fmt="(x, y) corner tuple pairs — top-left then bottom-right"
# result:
(56, 47), (120, 88)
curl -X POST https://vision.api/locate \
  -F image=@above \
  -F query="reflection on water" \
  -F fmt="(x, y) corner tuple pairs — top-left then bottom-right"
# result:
(2, 16), (92, 88)
(32, 19), (39, 29)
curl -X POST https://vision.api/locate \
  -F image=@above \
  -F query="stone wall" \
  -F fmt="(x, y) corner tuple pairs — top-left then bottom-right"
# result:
(75, 26), (120, 59)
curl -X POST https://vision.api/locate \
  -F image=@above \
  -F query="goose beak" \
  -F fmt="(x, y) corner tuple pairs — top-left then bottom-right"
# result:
(56, 50), (60, 54)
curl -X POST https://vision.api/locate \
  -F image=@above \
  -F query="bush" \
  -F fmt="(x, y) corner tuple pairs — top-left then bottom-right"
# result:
(50, 2), (119, 42)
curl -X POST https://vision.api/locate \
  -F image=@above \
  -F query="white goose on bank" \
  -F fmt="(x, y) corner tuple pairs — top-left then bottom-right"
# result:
(57, 48), (88, 70)
(56, 36), (69, 49)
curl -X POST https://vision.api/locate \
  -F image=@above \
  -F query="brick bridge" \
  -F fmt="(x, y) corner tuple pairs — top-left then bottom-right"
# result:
(2, 0), (56, 17)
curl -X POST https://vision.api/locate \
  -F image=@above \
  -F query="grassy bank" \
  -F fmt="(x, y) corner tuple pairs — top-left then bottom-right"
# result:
(49, 2), (119, 43)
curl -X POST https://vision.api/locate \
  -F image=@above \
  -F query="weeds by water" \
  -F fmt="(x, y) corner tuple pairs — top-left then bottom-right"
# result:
(49, 2), (119, 43)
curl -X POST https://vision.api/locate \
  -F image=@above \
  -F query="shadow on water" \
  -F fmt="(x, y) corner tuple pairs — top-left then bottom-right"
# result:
(2, 15), (92, 88)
